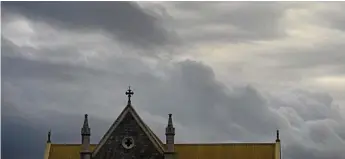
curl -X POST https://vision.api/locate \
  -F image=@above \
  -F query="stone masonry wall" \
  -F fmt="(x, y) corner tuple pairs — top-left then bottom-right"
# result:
(92, 112), (163, 159)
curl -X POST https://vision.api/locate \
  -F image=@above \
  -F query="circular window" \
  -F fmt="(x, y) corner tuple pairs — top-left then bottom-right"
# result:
(122, 137), (135, 149)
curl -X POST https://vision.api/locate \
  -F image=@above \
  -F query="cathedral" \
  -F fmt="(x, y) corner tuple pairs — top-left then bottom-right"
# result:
(43, 87), (281, 159)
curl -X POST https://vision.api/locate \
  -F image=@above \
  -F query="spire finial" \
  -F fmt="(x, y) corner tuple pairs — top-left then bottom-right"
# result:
(276, 129), (280, 142)
(83, 114), (89, 127)
(125, 86), (134, 105)
(47, 129), (51, 143)
(168, 114), (173, 126)
(81, 114), (90, 136)
(165, 113), (175, 152)
(166, 113), (175, 135)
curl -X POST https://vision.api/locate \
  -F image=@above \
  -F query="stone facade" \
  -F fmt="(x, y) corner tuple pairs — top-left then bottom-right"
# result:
(92, 112), (164, 159)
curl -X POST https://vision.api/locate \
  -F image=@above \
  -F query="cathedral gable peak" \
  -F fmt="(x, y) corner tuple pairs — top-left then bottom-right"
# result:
(92, 88), (165, 158)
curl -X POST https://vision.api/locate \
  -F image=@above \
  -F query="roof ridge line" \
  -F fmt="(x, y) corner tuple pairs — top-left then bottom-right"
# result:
(128, 106), (165, 151)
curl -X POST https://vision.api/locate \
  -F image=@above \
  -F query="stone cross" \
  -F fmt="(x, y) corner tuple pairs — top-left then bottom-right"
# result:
(47, 130), (51, 143)
(125, 86), (134, 105)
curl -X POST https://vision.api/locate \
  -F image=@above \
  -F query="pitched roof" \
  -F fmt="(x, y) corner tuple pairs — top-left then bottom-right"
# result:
(46, 143), (277, 159)
(91, 104), (165, 157)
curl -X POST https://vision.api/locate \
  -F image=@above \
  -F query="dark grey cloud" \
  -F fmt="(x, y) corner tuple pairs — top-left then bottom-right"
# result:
(139, 60), (286, 142)
(1, 40), (165, 159)
(2, 39), (345, 159)
(2, 1), (175, 49)
(2, 2), (345, 159)
(2, 100), (113, 159)
(285, 141), (345, 159)
(2, 117), (46, 159)
(2, 56), (100, 82)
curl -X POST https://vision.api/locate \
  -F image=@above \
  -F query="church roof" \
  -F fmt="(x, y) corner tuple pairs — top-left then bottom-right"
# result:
(44, 88), (280, 159)
(91, 103), (166, 157)
(45, 142), (277, 159)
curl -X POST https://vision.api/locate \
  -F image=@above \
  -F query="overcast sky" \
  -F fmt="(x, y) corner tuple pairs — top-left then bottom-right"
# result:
(1, 2), (345, 159)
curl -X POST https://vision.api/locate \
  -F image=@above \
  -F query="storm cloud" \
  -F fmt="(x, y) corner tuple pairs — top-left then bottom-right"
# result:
(2, 1), (176, 50)
(2, 2), (345, 159)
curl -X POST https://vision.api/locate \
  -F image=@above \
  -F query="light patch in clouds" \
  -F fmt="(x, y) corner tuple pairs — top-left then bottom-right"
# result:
(157, 1), (345, 111)
(314, 76), (345, 86)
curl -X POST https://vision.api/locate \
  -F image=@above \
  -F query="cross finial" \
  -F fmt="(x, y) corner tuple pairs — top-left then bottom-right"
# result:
(276, 129), (280, 142)
(47, 129), (51, 143)
(125, 86), (134, 105)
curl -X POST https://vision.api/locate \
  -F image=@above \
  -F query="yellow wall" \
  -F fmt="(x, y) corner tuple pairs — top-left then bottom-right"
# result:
(47, 143), (275, 159)
(175, 144), (275, 159)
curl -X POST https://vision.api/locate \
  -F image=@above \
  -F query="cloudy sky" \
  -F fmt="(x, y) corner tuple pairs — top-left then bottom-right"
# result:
(2, 1), (345, 159)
